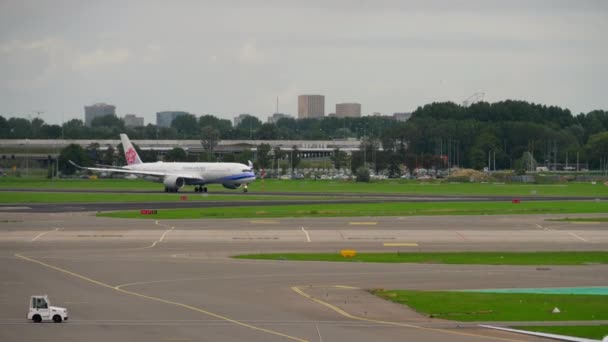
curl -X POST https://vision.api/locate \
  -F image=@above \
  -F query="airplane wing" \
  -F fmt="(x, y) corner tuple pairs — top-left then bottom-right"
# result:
(69, 161), (204, 181)
(94, 163), (127, 169)
(69, 161), (167, 177)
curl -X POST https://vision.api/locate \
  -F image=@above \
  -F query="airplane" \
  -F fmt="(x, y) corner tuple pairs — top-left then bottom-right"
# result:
(70, 134), (256, 193)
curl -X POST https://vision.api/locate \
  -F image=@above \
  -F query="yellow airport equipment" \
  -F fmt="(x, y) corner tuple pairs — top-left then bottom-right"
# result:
(340, 249), (357, 258)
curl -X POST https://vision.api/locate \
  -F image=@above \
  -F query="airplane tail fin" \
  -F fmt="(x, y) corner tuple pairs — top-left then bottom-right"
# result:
(120, 134), (143, 166)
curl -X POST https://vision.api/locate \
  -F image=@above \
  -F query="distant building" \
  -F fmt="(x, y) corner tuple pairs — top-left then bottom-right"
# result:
(298, 95), (325, 119)
(234, 113), (253, 127)
(327, 113), (337, 117)
(84, 103), (116, 127)
(123, 114), (144, 127)
(372, 112), (382, 117)
(393, 112), (411, 122)
(156, 111), (189, 128)
(335, 103), (361, 118)
(267, 113), (292, 124)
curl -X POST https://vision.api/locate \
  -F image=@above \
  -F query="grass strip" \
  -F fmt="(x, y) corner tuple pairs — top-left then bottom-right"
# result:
(233, 252), (608, 265)
(97, 200), (608, 219)
(518, 325), (608, 339)
(0, 192), (329, 203)
(2, 177), (608, 197)
(371, 290), (608, 321)
(547, 217), (608, 222)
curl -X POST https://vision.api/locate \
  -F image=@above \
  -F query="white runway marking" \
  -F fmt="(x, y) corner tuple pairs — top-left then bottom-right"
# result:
(31, 227), (60, 242)
(567, 232), (589, 243)
(535, 224), (548, 230)
(316, 324), (324, 342)
(159, 227), (174, 242)
(156, 220), (175, 242)
(140, 221), (175, 248)
(301, 227), (311, 242)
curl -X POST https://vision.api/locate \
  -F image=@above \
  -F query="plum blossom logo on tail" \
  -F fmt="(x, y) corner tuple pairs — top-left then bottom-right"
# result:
(126, 148), (137, 165)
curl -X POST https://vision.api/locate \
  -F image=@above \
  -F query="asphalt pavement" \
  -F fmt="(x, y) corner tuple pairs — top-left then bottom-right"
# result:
(0, 211), (607, 341)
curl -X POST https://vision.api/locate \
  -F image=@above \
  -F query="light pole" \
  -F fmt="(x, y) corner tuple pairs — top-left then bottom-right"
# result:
(25, 139), (29, 177)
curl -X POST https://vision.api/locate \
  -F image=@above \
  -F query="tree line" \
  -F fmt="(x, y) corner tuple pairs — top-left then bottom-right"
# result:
(4, 99), (608, 172)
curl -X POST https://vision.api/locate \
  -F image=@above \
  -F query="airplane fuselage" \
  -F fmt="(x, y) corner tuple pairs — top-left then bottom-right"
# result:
(126, 161), (256, 186)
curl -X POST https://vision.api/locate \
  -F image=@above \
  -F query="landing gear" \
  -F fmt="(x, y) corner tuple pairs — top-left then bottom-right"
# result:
(165, 187), (178, 193)
(195, 186), (208, 193)
(242, 184), (248, 193)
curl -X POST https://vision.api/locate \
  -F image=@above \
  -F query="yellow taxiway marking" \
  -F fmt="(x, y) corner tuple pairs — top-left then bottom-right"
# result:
(348, 222), (377, 225)
(249, 220), (280, 224)
(291, 285), (527, 342)
(15, 254), (307, 342)
(383, 242), (418, 247)
(333, 285), (360, 289)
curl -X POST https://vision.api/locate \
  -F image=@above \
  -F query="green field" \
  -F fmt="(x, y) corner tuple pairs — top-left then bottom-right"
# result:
(1, 177), (607, 197)
(98, 200), (608, 219)
(233, 252), (608, 265)
(371, 290), (608, 321)
(0, 191), (329, 203)
(519, 325), (608, 339)
(548, 217), (608, 222)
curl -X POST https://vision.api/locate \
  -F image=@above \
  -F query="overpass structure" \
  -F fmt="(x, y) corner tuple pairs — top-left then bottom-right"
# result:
(0, 138), (363, 160)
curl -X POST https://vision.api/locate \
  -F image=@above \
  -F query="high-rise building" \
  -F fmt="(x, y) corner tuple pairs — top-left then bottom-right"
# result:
(156, 111), (189, 128)
(234, 113), (253, 127)
(298, 95), (325, 119)
(123, 114), (144, 127)
(335, 103), (361, 118)
(267, 113), (292, 123)
(84, 103), (116, 127)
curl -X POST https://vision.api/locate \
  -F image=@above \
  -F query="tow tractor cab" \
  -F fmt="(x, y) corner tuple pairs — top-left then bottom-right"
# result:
(28, 295), (68, 323)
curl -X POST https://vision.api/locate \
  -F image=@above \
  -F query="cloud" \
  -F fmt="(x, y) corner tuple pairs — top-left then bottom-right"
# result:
(0, 37), (134, 91)
(238, 39), (264, 64)
(0, 38), (71, 89)
(72, 48), (131, 71)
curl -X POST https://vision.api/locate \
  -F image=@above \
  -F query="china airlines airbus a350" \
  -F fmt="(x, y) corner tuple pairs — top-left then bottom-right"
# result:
(70, 134), (256, 193)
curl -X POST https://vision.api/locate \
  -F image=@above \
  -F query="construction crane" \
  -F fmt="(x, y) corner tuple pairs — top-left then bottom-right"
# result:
(462, 92), (485, 107)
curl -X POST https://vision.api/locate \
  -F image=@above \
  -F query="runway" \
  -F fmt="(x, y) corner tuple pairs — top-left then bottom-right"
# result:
(1, 211), (607, 341)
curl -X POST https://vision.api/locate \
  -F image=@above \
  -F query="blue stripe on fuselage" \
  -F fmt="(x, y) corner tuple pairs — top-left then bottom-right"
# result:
(220, 172), (256, 182)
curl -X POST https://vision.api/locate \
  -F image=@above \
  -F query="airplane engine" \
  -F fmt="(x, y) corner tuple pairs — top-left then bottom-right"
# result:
(163, 176), (185, 189)
(222, 183), (239, 189)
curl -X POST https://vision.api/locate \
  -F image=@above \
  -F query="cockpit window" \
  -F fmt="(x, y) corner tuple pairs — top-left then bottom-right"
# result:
(242, 169), (251, 172)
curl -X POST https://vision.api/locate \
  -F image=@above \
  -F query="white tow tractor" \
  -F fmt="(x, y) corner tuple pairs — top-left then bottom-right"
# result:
(27, 295), (68, 323)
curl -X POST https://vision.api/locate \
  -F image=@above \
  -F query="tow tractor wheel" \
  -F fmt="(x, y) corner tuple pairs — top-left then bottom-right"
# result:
(32, 315), (42, 323)
(53, 315), (62, 323)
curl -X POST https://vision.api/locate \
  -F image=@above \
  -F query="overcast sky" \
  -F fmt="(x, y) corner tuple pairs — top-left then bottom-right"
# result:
(0, 0), (606, 125)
